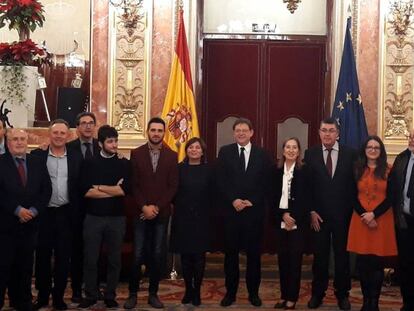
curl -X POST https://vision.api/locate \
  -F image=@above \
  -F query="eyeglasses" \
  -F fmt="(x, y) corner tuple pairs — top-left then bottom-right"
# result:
(319, 128), (337, 134)
(79, 121), (95, 128)
(365, 146), (381, 151)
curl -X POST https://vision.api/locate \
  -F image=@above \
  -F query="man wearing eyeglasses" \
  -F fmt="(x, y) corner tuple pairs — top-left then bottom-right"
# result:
(388, 130), (414, 311)
(304, 117), (357, 310)
(67, 112), (100, 303)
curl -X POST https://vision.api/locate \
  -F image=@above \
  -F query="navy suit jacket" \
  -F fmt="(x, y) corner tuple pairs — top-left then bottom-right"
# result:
(217, 143), (271, 220)
(304, 144), (357, 222)
(30, 147), (83, 222)
(66, 138), (100, 159)
(0, 152), (52, 233)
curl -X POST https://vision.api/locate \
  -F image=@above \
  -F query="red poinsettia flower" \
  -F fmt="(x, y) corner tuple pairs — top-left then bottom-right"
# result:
(18, 0), (34, 7)
(0, 39), (51, 66)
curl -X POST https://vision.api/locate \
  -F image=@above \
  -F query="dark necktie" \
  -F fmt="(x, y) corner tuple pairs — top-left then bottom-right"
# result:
(240, 147), (246, 172)
(326, 148), (333, 178)
(16, 158), (27, 186)
(84, 142), (93, 160)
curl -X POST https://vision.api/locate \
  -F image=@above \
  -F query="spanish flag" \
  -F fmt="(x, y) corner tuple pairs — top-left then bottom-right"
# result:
(161, 9), (200, 162)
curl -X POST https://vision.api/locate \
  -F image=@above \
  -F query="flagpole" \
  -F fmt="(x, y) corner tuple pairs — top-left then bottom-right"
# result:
(169, 0), (184, 281)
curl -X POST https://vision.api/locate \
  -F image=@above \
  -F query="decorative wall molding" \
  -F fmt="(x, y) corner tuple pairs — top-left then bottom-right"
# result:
(108, 0), (152, 146)
(381, 0), (414, 142)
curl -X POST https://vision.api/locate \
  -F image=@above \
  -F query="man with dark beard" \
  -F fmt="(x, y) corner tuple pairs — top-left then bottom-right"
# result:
(124, 117), (178, 309)
(77, 125), (130, 309)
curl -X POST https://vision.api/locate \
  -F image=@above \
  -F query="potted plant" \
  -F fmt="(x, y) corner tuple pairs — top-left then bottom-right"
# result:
(0, 0), (45, 41)
(0, 39), (50, 107)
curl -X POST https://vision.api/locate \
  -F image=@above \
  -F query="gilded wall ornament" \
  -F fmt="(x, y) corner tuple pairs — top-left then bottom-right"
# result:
(109, 2), (148, 136)
(283, 0), (301, 14)
(383, 0), (414, 139)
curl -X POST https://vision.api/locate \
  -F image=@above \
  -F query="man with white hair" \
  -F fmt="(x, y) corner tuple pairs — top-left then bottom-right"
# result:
(0, 129), (52, 311)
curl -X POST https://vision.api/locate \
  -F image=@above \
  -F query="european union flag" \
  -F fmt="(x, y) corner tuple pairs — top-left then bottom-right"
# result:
(332, 17), (368, 149)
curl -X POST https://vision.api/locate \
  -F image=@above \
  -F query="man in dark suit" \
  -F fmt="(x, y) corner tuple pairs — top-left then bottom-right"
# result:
(0, 129), (52, 311)
(31, 119), (83, 310)
(66, 112), (100, 159)
(66, 112), (99, 303)
(216, 118), (271, 307)
(304, 117), (356, 310)
(388, 129), (414, 311)
(124, 117), (178, 309)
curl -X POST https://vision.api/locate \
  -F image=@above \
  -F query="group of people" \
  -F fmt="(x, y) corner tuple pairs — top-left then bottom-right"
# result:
(0, 114), (413, 311)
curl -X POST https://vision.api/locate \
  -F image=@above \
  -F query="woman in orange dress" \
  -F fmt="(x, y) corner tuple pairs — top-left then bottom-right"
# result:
(347, 135), (398, 311)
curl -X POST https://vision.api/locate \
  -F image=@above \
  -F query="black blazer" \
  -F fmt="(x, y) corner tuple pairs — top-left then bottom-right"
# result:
(304, 144), (357, 222)
(217, 143), (271, 220)
(66, 138), (100, 159)
(30, 147), (83, 220)
(269, 164), (310, 225)
(388, 148), (411, 229)
(0, 152), (52, 233)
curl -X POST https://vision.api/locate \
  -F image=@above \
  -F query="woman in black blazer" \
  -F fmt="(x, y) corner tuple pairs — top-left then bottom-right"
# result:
(171, 137), (212, 307)
(270, 137), (310, 310)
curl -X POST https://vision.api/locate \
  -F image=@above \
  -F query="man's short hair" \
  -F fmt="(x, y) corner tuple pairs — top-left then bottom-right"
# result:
(147, 117), (165, 130)
(49, 118), (70, 129)
(320, 117), (340, 131)
(232, 117), (253, 130)
(98, 125), (118, 144)
(75, 112), (96, 126)
(0, 118), (5, 129)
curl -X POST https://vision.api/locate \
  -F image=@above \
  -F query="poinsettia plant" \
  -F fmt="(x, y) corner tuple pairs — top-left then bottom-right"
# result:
(0, 39), (51, 106)
(0, 39), (50, 66)
(0, 0), (45, 32)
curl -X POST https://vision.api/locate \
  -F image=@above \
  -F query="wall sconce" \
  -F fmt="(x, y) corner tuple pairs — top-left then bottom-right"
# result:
(109, 0), (145, 34)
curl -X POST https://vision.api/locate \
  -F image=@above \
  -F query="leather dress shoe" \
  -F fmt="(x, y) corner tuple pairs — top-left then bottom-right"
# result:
(192, 293), (201, 306)
(104, 299), (119, 308)
(78, 298), (97, 309)
(71, 289), (82, 303)
(337, 297), (351, 310)
(307, 296), (323, 309)
(249, 295), (262, 307)
(52, 300), (68, 310)
(274, 300), (287, 308)
(148, 294), (164, 309)
(220, 294), (236, 307)
(33, 300), (49, 310)
(123, 295), (137, 309)
(285, 302), (296, 310)
(181, 290), (192, 304)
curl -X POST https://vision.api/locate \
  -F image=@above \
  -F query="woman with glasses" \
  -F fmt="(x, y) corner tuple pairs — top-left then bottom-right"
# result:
(347, 135), (397, 311)
(170, 137), (212, 306)
(270, 137), (309, 310)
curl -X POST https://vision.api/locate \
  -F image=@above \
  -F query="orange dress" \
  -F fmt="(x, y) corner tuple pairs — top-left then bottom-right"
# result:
(347, 167), (397, 256)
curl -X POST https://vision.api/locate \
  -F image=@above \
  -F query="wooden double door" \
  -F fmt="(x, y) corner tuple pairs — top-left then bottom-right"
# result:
(201, 39), (327, 162)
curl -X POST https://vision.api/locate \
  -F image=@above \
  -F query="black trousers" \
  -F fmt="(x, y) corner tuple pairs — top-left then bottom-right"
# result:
(223, 217), (263, 297)
(181, 253), (206, 294)
(277, 228), (304, 302)
(311, 219), (351, 299)
(396, 214), (414, 308)
(70, 217), (84, 294)
(35, 205), (73, 303)
(83, 215), (125, 300)
(0, 227), (37, 311)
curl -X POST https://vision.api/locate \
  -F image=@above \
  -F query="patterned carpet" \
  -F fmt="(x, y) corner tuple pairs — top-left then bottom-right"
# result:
(2, 254), (403, 310)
